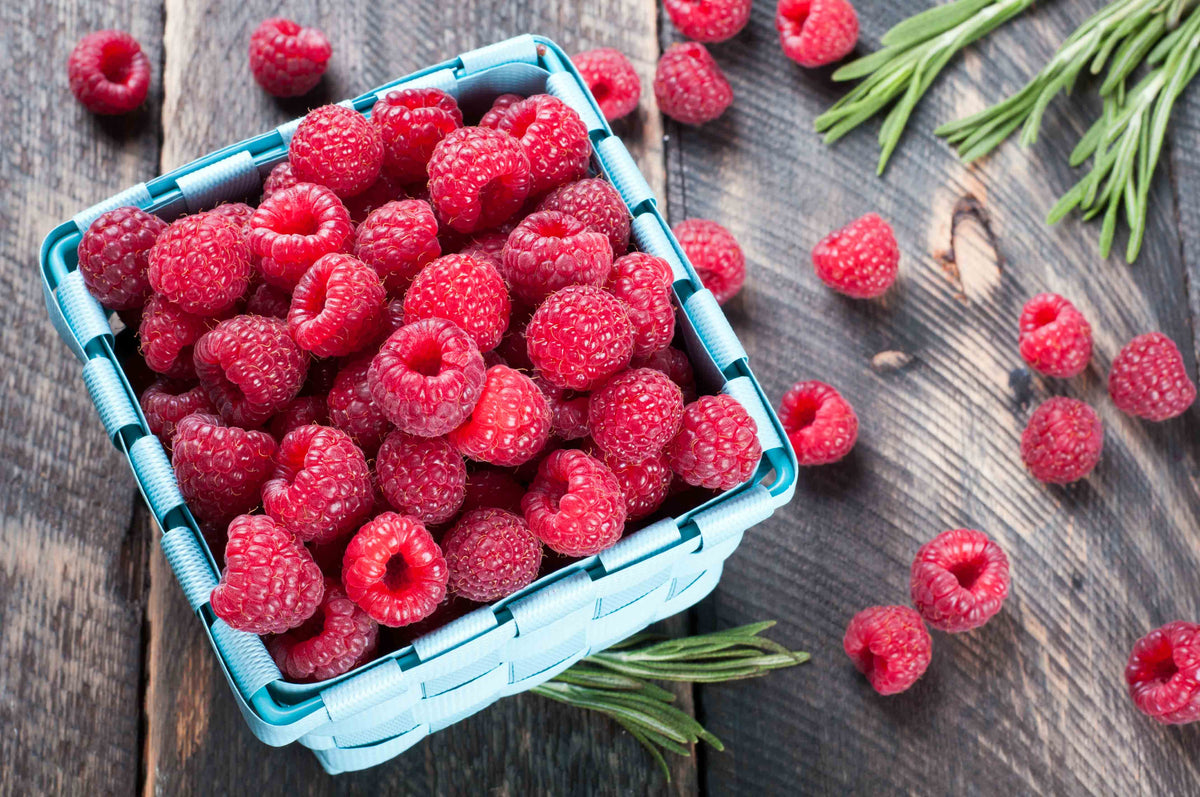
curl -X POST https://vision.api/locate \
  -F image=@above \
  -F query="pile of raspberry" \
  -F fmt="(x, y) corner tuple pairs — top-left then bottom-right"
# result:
(78, 89), (764, 683)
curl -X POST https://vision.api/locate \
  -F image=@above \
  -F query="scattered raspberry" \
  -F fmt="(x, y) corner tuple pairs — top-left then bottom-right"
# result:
(139, 294), (214, 379)
(248, 182), (354, 290)
(500, 211), (615, 304)
(342, 512), (448, 627)
(458, 230), (508, 266)
(478, 93), (524, 128)
(1018, 293), (1093, 378)
(343, 173), (408, 226)
(371, 88), (464, 183)
(665, 394), (761, 489)
(68, 30), (151, 115)
(812, 213), (898, 299)
(665, 0), (752, 42)
(673, 218), (745, 304)
(461, 467), (526, 513)
(193, 315), (309, 427)
(779, 380), (857, 465)
(604, 451), (673, 521)
(526, 286), (634, 390)
(327, 354), (392, 454)
(353, 199), (442, 295)
(248, 17), (331, 97)
(77, 206), (166, 310)
(172, 412), (277, 525)
(633, 347), (698, 402)
(536, 178), (631, 256)
(443, 509), (543, 602)
(522, 449), (626, 557)
(1108, 332), (1197, 421)
(148, 213), (252, 316)
(653, 43), (733, 126)
(449, 365), (552, 467)
(140, 378), (215, 447)
(262, 161), (300, 199)
(243, 283), (292, 319)
(843, 605), (931, 696)
(209, 202), (256, 230)
(910, 528), (1010, 633)
(1126, 621), (1200, 725)
(589, 368), (684, 463)
(607, 252), (676, 358)
(375, 431), (467, 526)
(1019, 397), (1103, 484)
(267, 395), (328, 441)
(289, 105), (384, 198)
(403, 254), (511, 352)
(268, 578), (379, 681)
(492, 95), (591, 195)
(777, 0), (860, 68)
(572, 48), (641, 122)
(288, 253), (386, 358)
(534, 375), (591, 441)
(427, 126), (532, 234)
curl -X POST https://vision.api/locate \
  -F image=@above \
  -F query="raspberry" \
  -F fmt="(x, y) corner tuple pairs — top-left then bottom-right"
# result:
(522, 449), (626, 557)
(910, 529), (1010, 633)
(1019, 397), (1103, 484)
(478, 93), (524, 128)
(210, 514), (324, 634)
(210, 202), (256, 230)
(1125, 621), (1200, 724)
(289, 105), (384, 198)
(812, 213), (898, 299)
(779, 380), (858, 465)
(262, 161), (300, 199)
(536, 178), (631, 256)
(77, 206), (166, 310)
(172, 412), (277, 525)
(534, 375), (591, 441)
(263, 425), (374, 544)
(68, 30), (151, 115)
(501, 211), (614, 304)
(376, 431), (467, 526)
(327, 354), (392, 454)
(673, 218), (745, 304)
(302, 356), (341, 397)
(665, 0), (752, 42)
(248, 18), (331, 98)
(343, 174), (408, 226)
(267, 395), (328, 441)
(458, 230), (507, 266)
(138, 294), (214, 379)
(449, 365), (552, 467)
(589, 368), (684, 463)
(843, 605), (931, 696)
(633, 347), (697, 402)
(308, 536), (352, 579)
(1108, 332), (1197, 421)
(607, 253), (676, 358)
(371, 88), (464, 183)
(526, 286), (634, 390)
(403, 254), (511, 352)
(342, 512), (448, 627)
(288, 253), (386, 358)
(443, 509), (542, 602)
(572, 48), (642, 122)
(193, 315), (309, 427)
(368, 318), (486, 437)
(249, 183), (355, 290)
(462, 467), (526, 513)
(243, 283), (292, 319)
(427, 126), (532, 234)
(776, 0), (859, 68)
(492, 95), (591, 195)
(495, 310), (536, 372)
(604, 451), (673, 521)
(353, 199), (442, 295)
(148, 213), (252, 316)
(1016, 293), (1093, 378)
(268, 578), (379, 682)
(140, 378), (215, 446)
(653, 43), (733, 126)
(665, 394), (761, 489)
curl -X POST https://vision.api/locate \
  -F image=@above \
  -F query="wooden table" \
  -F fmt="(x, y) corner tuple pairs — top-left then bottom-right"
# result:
(4, 0), (1200, 793)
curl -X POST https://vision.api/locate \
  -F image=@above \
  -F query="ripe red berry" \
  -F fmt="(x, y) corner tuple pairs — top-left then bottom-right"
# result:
(1018, 293), (1093, 378)
(462, 468), (527, 514)
(526, 286), (634, 391)
(353, 199), (442, 295)
(589, 368), (685, 463)
(449, 365), (552, 467)
(193, 315), (308, 427)
(371, 88), (464, 183)
(263, 425), (374, 544)
(843, 605), (931, 695)
(77, 206), (166, 310)
(289, 105), (384, 198)
(1108, 332), (1197, 421)
(243, 283), (292, 319)
(403, 254), (512, 352)
(342, 512), (448, 627)
(1020, 397), (1103, 484)
(148, 213), (252, 316)
(288, 253), (386, 358)
(501, 211), (615, 305)
(458, 230), (508, 266)
(262, 161), (300, 200)
(427, 126), (532, 234)
(248, 182), (354, 290)
(522, 449), (627, 557)
(68, 30), (151, 115)
(267, 578), (379, 682)
(533, 375), (591, 441)
(665, 0), (752, 42)
(572, 48), (642, 122)
(172, 412), (277, 526)
(248, 17), (331, 98)
(138, 294), (214, 379)
(633, 347), (698, 402)
(536, 178), (631, 256)
(604, 451), (674, 521)
(812, 213), (899, 299)
(665, 395), (762, 490)
(673, 218), (745, 304)
(653, 43), (733, 126)
(910, 529), (1010, 633)
(267, 395), (329, 442)
(140, 378), (216, 447)
(375, 430), (467, 526)
(491, 95), (591, 195)
(443, 508), (543, 602)
(326, 354), (392, 455)
(779, 380), (858, 465)
(776, 0), (859, 68)
(1125, 621), (1200, 725)
(209, 202), (256, 231)
(343, 173), (408, 226)
(607, 252), (676, 358)
(478, 93), (525, 129)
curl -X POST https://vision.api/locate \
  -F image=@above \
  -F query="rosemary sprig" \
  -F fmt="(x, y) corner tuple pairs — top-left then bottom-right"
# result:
(531, 622), (809, 781)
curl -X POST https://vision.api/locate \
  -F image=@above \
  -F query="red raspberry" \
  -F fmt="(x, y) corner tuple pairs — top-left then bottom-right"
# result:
(140, 378), (215, 447)
(843, 605), (931, 696)
(301, 356), (341, 397)
(262, 161), (300, 200)
(368, 318), (486, 437)
(536, 178), (631, 256)
(263, 425), (374, 544)
(572, 48), (642, 122)
(604, 451), (673, 521)
(462, 468), (526, 513)
(427, 126), (532, 234)
(910, 528), (1010, 633)
(449, 365), (552, 467)
(653, 43), (733, 126)
(673, 218), (745, 304)
(172, 412), (277, 525)
(589, 368), (684, 463)
(665, 394), (761, 489)
(371, 88), (464, 183)
(375, 431), (466, 526)
(288, 253), (386, 358)
(478, 93), (524, 128)
(665, 0), (752, 42)
(193, 315), (309, 427)
(289, 105), (384, 198)
(267, 578), (379, 682)
(343, 173), (408, 226)
(522, 449), (626, 557)
(458, 230), (507, 266)
(250, 183), (355, 290)
(403, 254), (511, 352)
(501, 211), (614, 304)
(243, 283), (292, 319)
(491, 95), (591, 195)
(307, 536), (352, 579)
(77, 206), (166, 310)
(342, 512), (448, 627)
(776, 0), (859, 68)
(443, 509), (542, 602)
(1108, 332), (1197, 421)
(812, 213), (898, 299)
(210, 514), (324, 634)
(267, 395), (328, 441)
(633, 347), (698, 402)
(353, 199), (442, 295)
(148, 213), (252, 316)
(607, 253), (676, 358)
(248, 18), (331, 98)
(534, 375), (591, 441)
(1019, 397), (1103, 484)
(1018, 293), (1093, 378)
(210, 202), (256, 231)
(68, 30), (150, 115)
(526, 286), (634, 390)
(779, 380), (858, 466)
(326, 355), (391, 454)
(1125, 621), (1200, 725)
(495, 310), (536, 372)
(138, 294), (214, 379)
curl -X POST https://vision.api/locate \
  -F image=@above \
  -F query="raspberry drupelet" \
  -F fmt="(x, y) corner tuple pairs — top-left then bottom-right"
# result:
(673, 218), (745, 304)
(342, 512), (448, 627)
(267, 578), (379, 682)
(665, 395), (762, 490)
(536, 178), (632, 256)
(522, 449), (627, 557)
(193, 315), (309, 428)
(77, 206), (167, 310)
(910, 529), (1010, 632)
(571, 48), (641, 122)
(289, 105), (384, 198)
(776, 0), (860, 68)
(443, 509), (543, 602)
(843, 605), (931, 695)
(588, 368), (685, 464)
(427, 126), (532, 234)
(811, 213), (899, 299)
(665, 0), (753, 42)
(1020, 397), (1103, 484)
(1018, 293), (1093, 378)
(779, 380), (858, 465)
(501, 211), (615, 304)
(68, 30), (151, 115)
(248, 182), (355, 290)
(1125, 621), (1200, 724)
(172, 412), (277, 526)
(375, 430), (467, 526)
(371, 88), (464, 183)
(148, 212), (252, 316)
(288, 253), (387, 358)
(353, 199), (442, 295)
(607, 253), (676, 358)
(248, 18), (331, 98)
(1108, 332), (1196, 421)
(449, 365), (553, 467)
(403, 254), (512, 352)
(490, 94), (591, 195)
(526, 286), (634, 391)
(653, 43), (733, 126)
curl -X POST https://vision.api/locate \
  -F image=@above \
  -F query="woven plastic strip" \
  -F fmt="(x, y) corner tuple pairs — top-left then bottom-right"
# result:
(506, 570), (595, 633)
(722, 376), (784, 454)
(322, 659), (409, 721)
(315, 725), (428, 774)
(42, 278), (84, 362)
(56, 270), (111, 357)
(395, 67), (458, 96)
(300, 684), (422, 746)
(510, 628), (588, 682)
(418, 663), (510, 726)
(176, 151), (260, 213)
(630, 214), (689, 282)
(81, 357), (140, 442)
(159, 526), (219, 611)
(276, 117), (301, 145)
(333, 710), (421, 749)
(596, 567), (672, 615)
(72, 182), (153, 231)
(128, 435), (187, 518)
(594, 547), (686, 599)
(209, 619), (284, 698)
(685, 289), (746, 372)
(598, 517), (684, 571)
(545, 72), (604, 132)
(692, 484), (774, 549)
(595, 137), (655, 212)
(458, 34), (538, 74)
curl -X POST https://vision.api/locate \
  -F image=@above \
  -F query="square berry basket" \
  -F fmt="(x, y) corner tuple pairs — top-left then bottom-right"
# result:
(39, 34), (797, 774)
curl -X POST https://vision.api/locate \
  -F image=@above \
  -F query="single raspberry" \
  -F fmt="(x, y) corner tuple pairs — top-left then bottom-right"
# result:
(68, 30), (151, 115)
(632, 347), (698, 402)
(427, 126), (532, 234)
(403, 254), (511, 352)
(522, 449), (626, 557)
(327, 354), (392, 454)
(343, 173), (408, 226)
(248, 18), (331, 98)
(148, 213), (252, 316)
(458, 230), (508, 266)
(1019, 397), (1103, 484)
(607, 252), (676, 358)
(139, 294), (214, 379)
(288, 253), (386, 358)
(462, 467), (526, 513)
(478, 93), (524, 129)
(172, 412), (276, 525)
(495, 310), (536, 372)
(267, 394), (328, 441)
(779, 380), (858, 465)
(263, 425), (374, 544)
(777, 0), (859, 68)
(526, 286), (634, 390)
(443, 509), (542, 602)
(375, 431), (467, 526)
(449, 365), (552, 467)
(572, 48), (641, 122)
(910, 529), (1010, 633)
(812, 213), (898, 299)
(353, 199), (442, 295)
(534, 375), (591, 441)
(140, 378), (216, 447)
(665, 394), (761, 489)
(536, 178), (631, 256)
(368, 318), (486, 436)
(371, 88), (464, 183)
(665, 0), (752, 42)
(243, 283), (292, 319)
(673, 218), (745, 304)
(1108, 332), (1197, 421)
(249, 183), (355, 290)
(210, 514), (324, 634)
(653, 43), (733, 126)
(604, 451), (673, 521)
(289, 105), (384, 198)
(501, 211), (614, 304)
(342, 512), (448, 627)
(193, 315), (309, 427)
(77, 206), (166, 310)
(1017, 293), (1093, 378)
(492, 95), (591, 195)
(210, 202), (256, 231)
(1126, 621), (1200, 725)
(262, 161), (300, 199)
(589, 368), (684, 463)
(268, 578), (378, 681)
(843, 605), (931, 696)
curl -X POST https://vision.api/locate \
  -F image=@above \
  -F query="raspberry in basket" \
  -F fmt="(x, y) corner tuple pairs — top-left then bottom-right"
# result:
(243, 283), (292, 319)
(1020, 397), (1103, 484)
(342, 512), (448, 627)
(448, 365), (552, 467)
(1108, 332), (1196, 421)
(665, 0), (752, 42)
(478, 93), (525, 128)
(536, 177), (632, 256)
(633, 346), (698, 402)
(268, 578), (379, 682)
(1018, 293), (1093, 378)
(461, 467), (526, 514)
(327, 354), (391, 455)
(138, 294), (215, 379)
(288, 253), (387, 358)
(353, 199), (442, 295)
(843, 605), (931, 695)
(776, 0), (859, 68)
(262, 161), (300, 200)
(68, 30), (151, 115)
(533, 375), (591, 441)
(172, 412), (277, 526)
(665, 394), (761, 490)
(910, 529), (1010, 633)
(209, 202), (256, 231)
(673, 218), (745, 304)
(526, 286), (634, 390)
(375, 431), (467, 526)
(263, 425), (374, 544)
(344, 174), (409, 225)
(77, 206), (166, 310)
(248, 183), (354, 290)
(140, 378), (215, 447)
(607, 252), (676, 358)
(193, 315), (309, 428)
(653, 43), (733, 126)
(589, 368), (685, 464)
(1125, 621), (1200, 725)
(522, 449), (627, 557)
(458, 230), (507, 266)
(604, 451), (673, 521)
(501, 211), (615, 304)
(290, 105), (384, 198)
(443, 508), (543, 602)
(812, 213), (899, 299)
(428, 126), (532, 234)
(572, 48), (641, 122)
(148, 213), (252, 316)
(267, 395), (328, 442)
(371, 88), (464, 183)
(248, 18), (331, 98)
(779, 380), (858, 466)
(403, 254), (512, 352)
(490, 94), (591, 195)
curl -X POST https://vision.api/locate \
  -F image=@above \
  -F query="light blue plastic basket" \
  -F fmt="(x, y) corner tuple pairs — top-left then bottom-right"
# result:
(39, 35), (797, 773)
